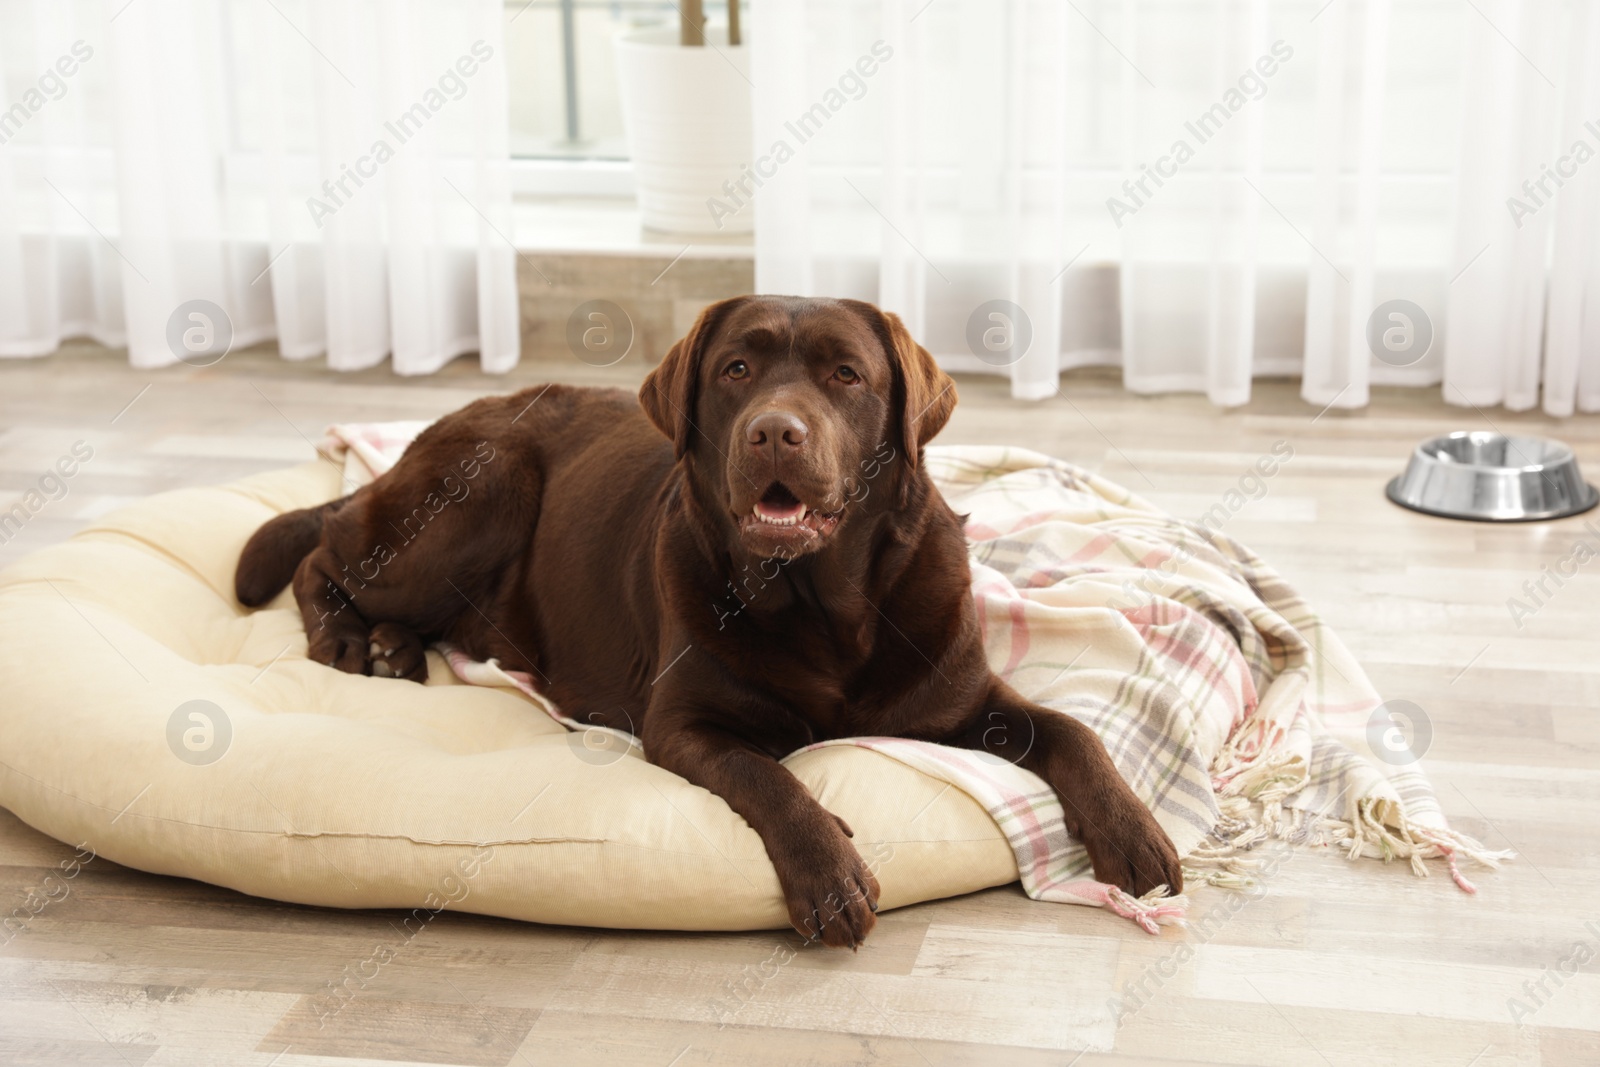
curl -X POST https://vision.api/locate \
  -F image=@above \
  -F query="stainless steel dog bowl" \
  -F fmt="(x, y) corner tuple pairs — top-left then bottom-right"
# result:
(1386, 431), (1599, 522)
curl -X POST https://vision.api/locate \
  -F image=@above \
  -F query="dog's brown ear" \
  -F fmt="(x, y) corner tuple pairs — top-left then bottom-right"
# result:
(873, 307), (956, 469)
(640, 296), (747, 459)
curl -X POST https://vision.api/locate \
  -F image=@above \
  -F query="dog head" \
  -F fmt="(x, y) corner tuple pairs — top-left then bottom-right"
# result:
(641, 295), (957, 559)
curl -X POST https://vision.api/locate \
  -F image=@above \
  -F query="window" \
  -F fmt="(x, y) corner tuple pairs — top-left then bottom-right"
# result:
(502, 0), (740, 162)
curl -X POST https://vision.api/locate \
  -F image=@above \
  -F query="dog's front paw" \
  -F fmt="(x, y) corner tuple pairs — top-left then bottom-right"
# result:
(1077, 786), (1182, 898)
(775, 826), (881, 949)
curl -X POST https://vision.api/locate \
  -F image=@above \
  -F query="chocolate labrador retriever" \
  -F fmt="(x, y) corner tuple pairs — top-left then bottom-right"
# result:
(235, 295), (1181, 946)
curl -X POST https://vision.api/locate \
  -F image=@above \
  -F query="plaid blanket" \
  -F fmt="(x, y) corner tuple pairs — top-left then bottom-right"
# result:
(322, 423), (1508, 933)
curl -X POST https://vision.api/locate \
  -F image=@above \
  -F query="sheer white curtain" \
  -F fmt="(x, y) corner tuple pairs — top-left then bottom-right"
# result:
(752, 0), (1600, 415)
(0, 0), (518, 374)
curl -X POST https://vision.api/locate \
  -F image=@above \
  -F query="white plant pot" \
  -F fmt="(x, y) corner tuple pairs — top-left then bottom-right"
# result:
(615, 25), (753, 235)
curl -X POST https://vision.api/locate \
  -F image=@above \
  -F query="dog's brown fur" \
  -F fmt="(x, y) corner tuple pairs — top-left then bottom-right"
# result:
(236, 295), (1182, 946)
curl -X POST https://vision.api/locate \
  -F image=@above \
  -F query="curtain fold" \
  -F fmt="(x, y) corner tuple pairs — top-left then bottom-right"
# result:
(753, 0), (1600, 414)
(0, 0), (517, 375)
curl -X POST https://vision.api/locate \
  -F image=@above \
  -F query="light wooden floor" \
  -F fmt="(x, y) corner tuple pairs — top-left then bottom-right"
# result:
(2, 341), (1599, 1067)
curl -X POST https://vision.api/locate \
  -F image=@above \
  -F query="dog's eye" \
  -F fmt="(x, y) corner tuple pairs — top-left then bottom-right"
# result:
(724, 360), (750, 380)
(833, 365), (860, 384)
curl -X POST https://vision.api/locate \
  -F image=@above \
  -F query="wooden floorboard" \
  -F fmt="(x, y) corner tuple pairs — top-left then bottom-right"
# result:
(2, 340), (1598, 1065)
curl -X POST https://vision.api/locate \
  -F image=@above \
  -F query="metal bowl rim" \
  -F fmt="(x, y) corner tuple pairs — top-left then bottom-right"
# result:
(1414, 431), (1576, 474)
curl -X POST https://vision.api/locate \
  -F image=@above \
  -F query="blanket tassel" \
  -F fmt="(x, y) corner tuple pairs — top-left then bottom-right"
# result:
(1103, 885), (1189, 934)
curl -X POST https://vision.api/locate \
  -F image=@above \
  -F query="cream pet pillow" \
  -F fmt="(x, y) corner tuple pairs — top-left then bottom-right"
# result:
(0, 462), (1017, 930)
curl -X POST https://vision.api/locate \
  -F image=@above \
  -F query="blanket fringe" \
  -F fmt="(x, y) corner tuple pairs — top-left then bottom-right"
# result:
(1188, 786), (1511, 895)
(1322, 798), (1515, 895)
(1215, 751), (1304, 838)
(1210, 721), (1291, 792)
(1104, 885), (1190, 934)
(1180, 849), (1268, 891)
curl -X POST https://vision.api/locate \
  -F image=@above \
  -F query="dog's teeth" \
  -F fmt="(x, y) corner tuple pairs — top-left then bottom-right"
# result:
(752, 502), (815, 527)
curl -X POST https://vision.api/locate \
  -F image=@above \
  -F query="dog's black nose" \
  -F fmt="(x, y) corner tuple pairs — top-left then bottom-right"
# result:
(746, 411), (809, 450)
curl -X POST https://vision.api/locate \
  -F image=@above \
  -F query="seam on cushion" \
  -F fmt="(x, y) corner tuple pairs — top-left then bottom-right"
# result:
(0, 762), (1001, 856)
(0, 539), (227, 623)
(0, 760), (613, 847)
(3, 570), (255, 670)
(248, 829), (1004, 849)
(218, 475), (343, 512)
(225, 829), (620, 847)
(72, 473), (336, 550)
(54, 528), (232, 602)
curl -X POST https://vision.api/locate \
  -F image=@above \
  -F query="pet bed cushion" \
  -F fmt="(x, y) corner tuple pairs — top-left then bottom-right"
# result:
(0, 441), (1502, 932)
(0, 459), (1016, 930)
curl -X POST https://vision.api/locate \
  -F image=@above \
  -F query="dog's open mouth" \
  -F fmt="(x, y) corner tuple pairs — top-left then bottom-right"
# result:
(739, 481), (843, 542)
